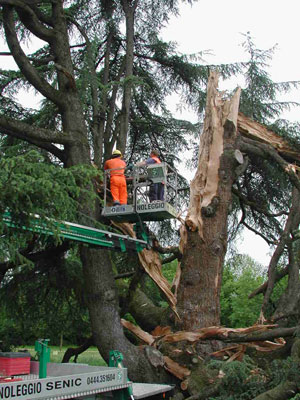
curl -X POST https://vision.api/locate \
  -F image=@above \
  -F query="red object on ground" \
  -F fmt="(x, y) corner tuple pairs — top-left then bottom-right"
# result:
(0, 352), (30, 376)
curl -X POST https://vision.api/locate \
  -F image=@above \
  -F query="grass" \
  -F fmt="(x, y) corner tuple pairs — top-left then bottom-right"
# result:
(18, 345), (107, 366)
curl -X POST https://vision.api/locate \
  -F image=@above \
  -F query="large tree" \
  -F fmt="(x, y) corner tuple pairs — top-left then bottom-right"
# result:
(0, 0), (211, 382)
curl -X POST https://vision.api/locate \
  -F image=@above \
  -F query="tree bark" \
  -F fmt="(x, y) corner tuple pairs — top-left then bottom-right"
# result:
(176, 71), (241, 330)
(118, 0), (138, 154)
(271, 186), (300, 322)
(81, 247), (169, 382)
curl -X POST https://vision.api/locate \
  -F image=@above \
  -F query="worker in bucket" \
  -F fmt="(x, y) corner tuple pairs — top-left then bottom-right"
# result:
(104, 149), (127, 205)
(136, 149), (164, 202)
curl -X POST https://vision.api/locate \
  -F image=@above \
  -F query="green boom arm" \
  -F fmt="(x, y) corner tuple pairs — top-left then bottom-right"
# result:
(3, 211), (148, 253)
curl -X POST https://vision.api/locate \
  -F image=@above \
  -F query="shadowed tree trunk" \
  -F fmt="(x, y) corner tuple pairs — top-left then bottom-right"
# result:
(81, 247), (170, 382)
(177, 71), (242, 330)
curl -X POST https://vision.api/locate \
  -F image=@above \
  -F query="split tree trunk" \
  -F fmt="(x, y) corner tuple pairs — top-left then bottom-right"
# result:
(176, 71), (241, 330)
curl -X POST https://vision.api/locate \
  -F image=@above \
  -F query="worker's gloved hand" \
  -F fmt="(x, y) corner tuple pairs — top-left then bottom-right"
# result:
(127, 163), (134, 170)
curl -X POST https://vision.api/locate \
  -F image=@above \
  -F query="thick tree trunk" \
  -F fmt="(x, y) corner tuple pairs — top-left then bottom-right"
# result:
(177, 71), (241, 330)
(81, 247), (169, 382)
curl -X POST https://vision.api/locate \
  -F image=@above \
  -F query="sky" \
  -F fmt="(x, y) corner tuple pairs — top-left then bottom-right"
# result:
(162, 0), (300, 266)
(163, 0), (300, 122)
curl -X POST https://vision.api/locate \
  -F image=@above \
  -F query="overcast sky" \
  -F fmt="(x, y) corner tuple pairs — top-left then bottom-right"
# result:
(163, 0), (300, 122)
(163, 0), (300, 265)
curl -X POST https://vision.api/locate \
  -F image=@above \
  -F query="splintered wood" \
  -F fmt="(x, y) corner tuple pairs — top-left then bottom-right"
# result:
(121, 321), (286, 380)
(238, 112), (300, 163)
(184, 71), (241, 236)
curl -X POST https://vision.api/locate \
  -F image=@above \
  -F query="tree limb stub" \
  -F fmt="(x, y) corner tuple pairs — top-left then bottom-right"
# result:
(240, 136), (300, 192)
(238, 112), (300, 164)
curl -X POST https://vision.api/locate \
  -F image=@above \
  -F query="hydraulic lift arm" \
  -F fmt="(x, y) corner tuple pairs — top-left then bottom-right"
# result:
(2, 211), (148, 253)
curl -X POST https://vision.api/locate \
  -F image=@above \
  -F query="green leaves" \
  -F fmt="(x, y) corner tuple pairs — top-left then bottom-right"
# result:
(0, 149), (94, 218)
(220, 254), (265, 328)
(0, 146), (99, 263)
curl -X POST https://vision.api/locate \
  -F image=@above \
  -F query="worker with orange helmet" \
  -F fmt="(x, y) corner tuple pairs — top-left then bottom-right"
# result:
(104, 149), (127, 205)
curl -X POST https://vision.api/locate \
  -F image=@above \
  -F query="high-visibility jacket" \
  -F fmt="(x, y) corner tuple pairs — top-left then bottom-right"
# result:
(148, 155), (164, 185)
(104, 157), (126, 175)
(150, 155), (161, 164)
(104, 157), (127, 204)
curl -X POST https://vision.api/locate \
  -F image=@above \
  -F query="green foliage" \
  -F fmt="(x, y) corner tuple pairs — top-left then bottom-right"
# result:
(0, 306), (24, 351)
(0, 146), (99, 263)
(209, 357), (300, 400)
(221, 254), (265, 327)
(123, 313), (137, 325)
(0, 146), (96, 219)
(269, 358), (300, 386)
(0, 248), (91, 347)
(161, 259), (178, 283)
(209, 357), (265, 400)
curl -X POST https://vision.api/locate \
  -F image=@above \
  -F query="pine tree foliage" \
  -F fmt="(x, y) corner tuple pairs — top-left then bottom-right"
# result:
(208, 357), (300, 400)
(239, 33), (299, 123)
(0, 144), (97, 264)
